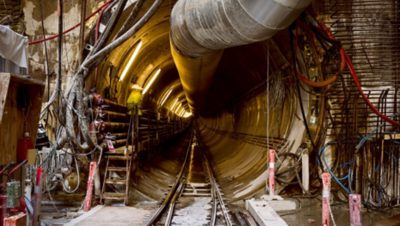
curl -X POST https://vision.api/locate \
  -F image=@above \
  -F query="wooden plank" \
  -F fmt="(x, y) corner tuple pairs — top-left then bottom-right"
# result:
(10, 74), (45, 86)
(384, 133), (400, 140)
(4, 212), (26, 226)
(0, 79), (21, 163)
(0, 73), (11, 123)
(0, 73), (45, 164)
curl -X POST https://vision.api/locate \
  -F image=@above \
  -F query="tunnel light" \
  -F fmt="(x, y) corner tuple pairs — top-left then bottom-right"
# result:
(119, 41), (143, 82)
(183, 112), (192, 118)
(174, 103), (182, 113)
(170, 97), (179, 111)
(143, 68), (161, 94)
(176, 106), (184, 116)
(160, 88), (173, 107)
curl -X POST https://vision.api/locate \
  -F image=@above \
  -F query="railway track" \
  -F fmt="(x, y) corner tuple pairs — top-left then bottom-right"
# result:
(144, 135), (234, 226)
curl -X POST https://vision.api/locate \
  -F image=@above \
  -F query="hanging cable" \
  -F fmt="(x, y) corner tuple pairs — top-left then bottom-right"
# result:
(343, 53), (400, 128)
(54, 0), (162, 153)
(57, 0), (63, 114)
(39, 0), (50, 101)
(319, 142), (351, 194)
(79, 0), (87, 64)
(293, 19), (345, 88)
(78, 0), (162, 78)
(29, 0), (114, 45)
(307, 14), (400, 128)
(62, 156), (80, 193)
(289, 28), (318, 150)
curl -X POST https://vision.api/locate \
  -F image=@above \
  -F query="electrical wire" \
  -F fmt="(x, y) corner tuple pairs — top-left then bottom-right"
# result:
(57, 0), (63, 116)
(293, 19), (345, 88)
(28, 0), (114, 45)
(329, 204), (337, 226)
(39, 0), (50, 102)
(289, 27), (319, 160)
(62, 156), (80, 193)
(53, 0), (163, 153)
(265, 43), (270, 192)
(319, 142), (351, 194)
(307, 14), (400, 128)
(343, 52), (400, 128)
(77, 0), (163, 79)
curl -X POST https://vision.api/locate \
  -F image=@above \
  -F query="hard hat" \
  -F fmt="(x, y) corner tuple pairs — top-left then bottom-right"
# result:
(132, 84), (143, 91)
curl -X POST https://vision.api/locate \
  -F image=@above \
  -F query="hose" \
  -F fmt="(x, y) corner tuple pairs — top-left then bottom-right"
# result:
(79, 0), (163, 78)
(63, 156), (80, 193)
(91, 0), (128, 54)
(40, 0), (118, 120)
(116, 0), (146, 37)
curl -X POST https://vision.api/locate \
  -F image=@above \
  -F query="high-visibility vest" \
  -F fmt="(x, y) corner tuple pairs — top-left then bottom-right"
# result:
(127, 90), (142, 106)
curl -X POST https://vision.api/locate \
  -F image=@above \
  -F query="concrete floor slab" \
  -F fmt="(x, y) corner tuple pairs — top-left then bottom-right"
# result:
(48, 198), (399, 226)
(280, 198), (400, 226)
(64, 205), (153, 226)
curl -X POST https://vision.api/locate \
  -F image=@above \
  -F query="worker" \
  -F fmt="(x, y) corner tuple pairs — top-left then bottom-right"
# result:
(126, 84), (143, 153)
(127, 84), (143, 116)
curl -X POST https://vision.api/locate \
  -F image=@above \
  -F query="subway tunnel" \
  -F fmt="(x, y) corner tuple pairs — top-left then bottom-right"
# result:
(84, 0), (314, 203)
(4, 0), (398, 225)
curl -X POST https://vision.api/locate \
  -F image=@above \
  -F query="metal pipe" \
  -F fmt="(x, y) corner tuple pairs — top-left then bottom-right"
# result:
(170, 0), (312, 112)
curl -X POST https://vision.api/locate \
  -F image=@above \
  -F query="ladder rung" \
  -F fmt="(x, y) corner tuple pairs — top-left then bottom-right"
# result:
(105, 179), (127, 185)
(102, 192), (126, 200)
(107, 167), (127, 172)
(107, 155), (130, 160)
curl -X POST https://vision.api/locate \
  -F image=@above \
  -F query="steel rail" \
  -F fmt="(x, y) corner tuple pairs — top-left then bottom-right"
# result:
(202, 152), (233, 226)
(143, 133), (193, 226)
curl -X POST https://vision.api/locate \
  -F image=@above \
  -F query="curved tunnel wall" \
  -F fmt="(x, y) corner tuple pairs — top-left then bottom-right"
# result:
(195, 41), (310, 201)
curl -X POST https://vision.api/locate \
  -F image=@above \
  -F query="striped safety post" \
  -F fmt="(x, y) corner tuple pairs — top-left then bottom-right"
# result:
(268, 149), (276, 197)
(322, 172), (331, 226)
(33, 167), (43, 226)
(349, 194), (362, 226)
(84, 161), (97, 212)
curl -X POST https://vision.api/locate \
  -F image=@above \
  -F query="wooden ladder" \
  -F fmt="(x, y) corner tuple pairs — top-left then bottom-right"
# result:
(100, 150), (132, 205)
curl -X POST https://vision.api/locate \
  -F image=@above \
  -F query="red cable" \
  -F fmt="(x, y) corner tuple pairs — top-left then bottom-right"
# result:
(294, 21), (342, 88)
(343, 51), (400, 128)
(28, 0), (113, 45)
(315, 17), (400, 128)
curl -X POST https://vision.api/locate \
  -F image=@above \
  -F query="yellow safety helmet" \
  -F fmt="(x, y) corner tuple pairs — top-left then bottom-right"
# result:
(132, 84), (143, 91)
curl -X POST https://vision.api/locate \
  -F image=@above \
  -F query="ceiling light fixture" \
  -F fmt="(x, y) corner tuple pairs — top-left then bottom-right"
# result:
(143, 68), (161, 94)
(119, 41), (143, 82)
(160, 88), (173, 107)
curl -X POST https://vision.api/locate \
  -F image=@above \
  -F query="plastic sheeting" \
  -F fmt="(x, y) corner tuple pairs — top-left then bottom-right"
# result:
(0, 25), (28, 68)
